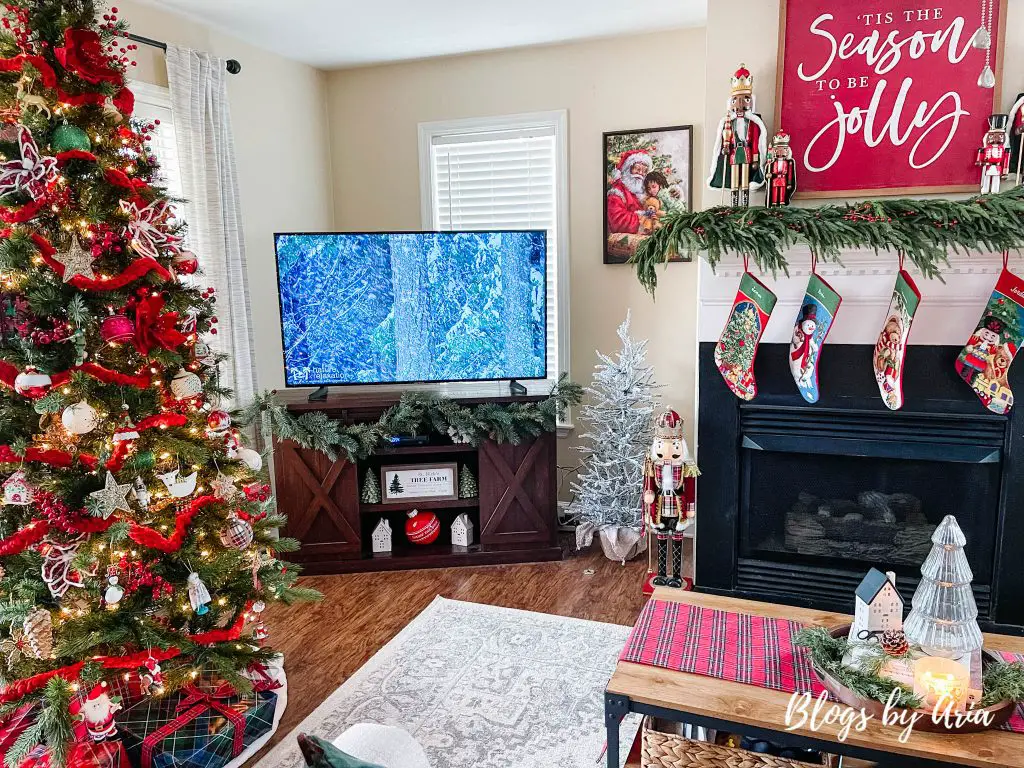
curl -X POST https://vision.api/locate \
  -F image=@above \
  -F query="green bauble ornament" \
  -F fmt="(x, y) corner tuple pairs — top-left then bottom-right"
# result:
(51, 123), (91, 153)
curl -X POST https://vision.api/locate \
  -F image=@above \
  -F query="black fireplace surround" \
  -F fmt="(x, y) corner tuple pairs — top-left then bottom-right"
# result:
(697, 343), (1024, 633)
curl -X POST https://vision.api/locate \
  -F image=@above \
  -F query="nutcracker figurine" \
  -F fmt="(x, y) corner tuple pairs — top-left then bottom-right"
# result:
(1010, 91), (1024, 185)
(708, 64), (767, 207)
(642, 409), (699, 590)
(977, 113), (1010, 194)
(765, 129), (797, 207)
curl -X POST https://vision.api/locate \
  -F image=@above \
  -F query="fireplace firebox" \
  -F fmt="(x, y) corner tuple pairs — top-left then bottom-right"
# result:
(697, 343), (1024, 631)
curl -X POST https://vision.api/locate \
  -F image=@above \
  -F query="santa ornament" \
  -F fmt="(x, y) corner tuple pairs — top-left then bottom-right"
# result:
(873, 263), (921, 411)
(714, 263), (777, 401)
(206, 409), (231, 438)
(74, 683), (121, 742)
(955, 253), (1023, 414)
(642, 410), (699, 591)
(708, 64), (767, 207)
(764, 129), (796, 207)
(789, 266), (842, 404)
(977, 113), (1010, 194)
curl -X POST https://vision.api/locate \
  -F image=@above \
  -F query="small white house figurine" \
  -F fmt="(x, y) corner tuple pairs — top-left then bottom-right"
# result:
(851, 568), (903, 643)
(3, 471), (32, 505)
(451, 513), (474, 548)
(371, 518), (392, 554)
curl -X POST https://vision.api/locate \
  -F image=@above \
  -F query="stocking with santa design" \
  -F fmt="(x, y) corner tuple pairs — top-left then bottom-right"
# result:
(789, 271), (841, 404)
(874, 268), (921, 411)
(956, 258), (1024, 415)
(714, 271), (777, 400)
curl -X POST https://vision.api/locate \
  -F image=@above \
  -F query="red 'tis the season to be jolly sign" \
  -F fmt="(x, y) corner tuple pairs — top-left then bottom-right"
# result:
(777, 0), (1005, 197)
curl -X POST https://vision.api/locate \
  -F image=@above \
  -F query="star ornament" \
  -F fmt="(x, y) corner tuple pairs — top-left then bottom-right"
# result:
(88, 471), (132, 519)
(52, 236), (96, 283)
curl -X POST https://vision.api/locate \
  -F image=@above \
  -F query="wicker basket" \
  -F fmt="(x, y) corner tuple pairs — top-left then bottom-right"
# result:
(642, 719), (837, 768)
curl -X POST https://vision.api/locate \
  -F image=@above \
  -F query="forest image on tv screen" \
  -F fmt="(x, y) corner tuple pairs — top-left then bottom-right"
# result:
(275, 231), (548, 386)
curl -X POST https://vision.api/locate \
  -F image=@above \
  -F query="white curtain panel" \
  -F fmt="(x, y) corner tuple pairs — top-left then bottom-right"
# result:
(166, 45), (257, 406)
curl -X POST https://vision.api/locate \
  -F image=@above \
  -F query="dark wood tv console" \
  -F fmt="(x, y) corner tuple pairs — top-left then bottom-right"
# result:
(272, 392), (562, 574)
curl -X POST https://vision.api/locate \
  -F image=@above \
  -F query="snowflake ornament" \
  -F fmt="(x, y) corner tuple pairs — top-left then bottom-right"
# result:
(119, 199), (181, 260)
(0, 125), (57, 200)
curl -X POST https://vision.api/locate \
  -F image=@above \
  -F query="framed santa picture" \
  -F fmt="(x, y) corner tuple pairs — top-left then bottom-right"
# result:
(776, 0), (1007, 197)
(603, 125), (693, 264)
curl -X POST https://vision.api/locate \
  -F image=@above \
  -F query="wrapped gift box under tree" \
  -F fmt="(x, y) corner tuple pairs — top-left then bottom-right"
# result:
(116, 681), (277, 768)
(20, 740), (130, 768)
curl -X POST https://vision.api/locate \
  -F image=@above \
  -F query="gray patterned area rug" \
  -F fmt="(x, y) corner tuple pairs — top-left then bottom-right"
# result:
(256, 596), (641, 768)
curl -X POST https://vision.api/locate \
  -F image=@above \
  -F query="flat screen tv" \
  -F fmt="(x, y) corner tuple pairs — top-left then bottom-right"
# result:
(274, 231), (548, 387)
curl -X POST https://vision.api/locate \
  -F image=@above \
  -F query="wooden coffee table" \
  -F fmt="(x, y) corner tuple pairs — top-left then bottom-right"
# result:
(605, 588), (1024, 768)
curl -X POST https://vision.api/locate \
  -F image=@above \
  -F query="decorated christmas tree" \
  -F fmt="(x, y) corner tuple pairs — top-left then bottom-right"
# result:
(571, 312), (659, 559)
(0, 1), (314, 761)
(716, 301), (759, 371)
(903, 515), (983, 658)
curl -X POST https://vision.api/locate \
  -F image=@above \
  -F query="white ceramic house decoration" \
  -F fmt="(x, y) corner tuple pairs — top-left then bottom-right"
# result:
(451, 513), (474, 548)
(371, 518), (392, 554)
(850, 567), (903, 642)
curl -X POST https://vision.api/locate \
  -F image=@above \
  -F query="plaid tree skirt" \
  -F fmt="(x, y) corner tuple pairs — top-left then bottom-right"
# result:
(620, 599), (1024, 733)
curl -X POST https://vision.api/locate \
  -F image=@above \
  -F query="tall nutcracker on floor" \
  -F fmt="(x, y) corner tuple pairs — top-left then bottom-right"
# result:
(642, 410), (699, 591)
(977, 114), (1010, 194)
(765, 129), (797, 207)
(708, 64), (767, 207)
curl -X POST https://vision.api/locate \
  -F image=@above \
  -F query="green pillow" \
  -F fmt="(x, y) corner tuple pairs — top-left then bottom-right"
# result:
(297, 733), (386, 768)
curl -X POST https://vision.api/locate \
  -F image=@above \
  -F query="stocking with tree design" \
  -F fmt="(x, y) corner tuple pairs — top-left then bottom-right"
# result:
(714, 269), (777, 400)
(955, 255), (1024, 414)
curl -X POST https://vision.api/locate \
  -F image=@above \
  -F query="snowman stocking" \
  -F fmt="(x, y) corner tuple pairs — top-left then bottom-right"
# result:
(789, 271), (842, 404)
(714, 270), (777, 400)
(873, 267), (921, 410)
(955, 257), (1024, 414)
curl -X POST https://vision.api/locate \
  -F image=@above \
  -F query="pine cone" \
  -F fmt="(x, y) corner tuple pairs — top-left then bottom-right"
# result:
(22, 608), (53, 659)
(880, 629), (909, 656)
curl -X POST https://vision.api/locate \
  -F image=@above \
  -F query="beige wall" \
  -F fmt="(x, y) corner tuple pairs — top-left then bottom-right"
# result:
(325, 29), (707, 464)
(117, 1), (335, 391)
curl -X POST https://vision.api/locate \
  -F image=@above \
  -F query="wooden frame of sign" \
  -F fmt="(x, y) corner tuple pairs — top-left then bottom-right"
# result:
(380, 462), (459, 504)
(774, 0), (1007, 198)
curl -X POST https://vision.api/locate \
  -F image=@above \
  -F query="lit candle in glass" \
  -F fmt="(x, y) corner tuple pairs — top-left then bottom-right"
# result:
(914, 657), (970, 711)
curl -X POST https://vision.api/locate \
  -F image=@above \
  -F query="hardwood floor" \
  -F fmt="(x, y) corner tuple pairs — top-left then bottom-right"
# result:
(261, 543), (650, 749)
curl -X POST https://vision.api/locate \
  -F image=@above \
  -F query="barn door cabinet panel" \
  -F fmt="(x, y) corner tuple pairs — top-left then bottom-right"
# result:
(479, 436), (557, 546)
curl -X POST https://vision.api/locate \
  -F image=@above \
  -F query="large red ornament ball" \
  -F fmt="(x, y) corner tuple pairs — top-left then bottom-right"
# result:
(405, 509), (440, 545)
(173, 250), (199, 275)
(100, 314), (135, 343)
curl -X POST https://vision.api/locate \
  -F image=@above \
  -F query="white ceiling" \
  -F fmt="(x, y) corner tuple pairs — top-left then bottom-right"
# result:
(138, 0), (707, 69)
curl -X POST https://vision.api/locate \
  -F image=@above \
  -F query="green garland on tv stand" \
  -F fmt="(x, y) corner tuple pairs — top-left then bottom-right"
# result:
(632, 187), (1024, 295)
(237, 374), (583, 463)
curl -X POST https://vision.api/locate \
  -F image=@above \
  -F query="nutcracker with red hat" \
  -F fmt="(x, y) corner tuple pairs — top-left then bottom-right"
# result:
(765, 129), (797, 207)
(708, 64), (767, 207)
(642, 409), (699, 591)
(977, 113), (1010, 194)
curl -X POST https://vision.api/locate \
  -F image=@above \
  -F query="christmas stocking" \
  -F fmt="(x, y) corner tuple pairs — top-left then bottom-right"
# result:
(955, 263), (1024, 415)
(789, 272), (841, 404)
(873, 269), (921, 411)
(714, 271), (777, 400)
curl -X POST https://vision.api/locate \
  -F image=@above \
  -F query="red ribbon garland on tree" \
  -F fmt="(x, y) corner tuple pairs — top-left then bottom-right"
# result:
(0, 197), (46, 224)
(0, 520), (48, 556)
(128, 495), (216, 553)
(31, 234), (171, 290)
(0, 359), (153, 396)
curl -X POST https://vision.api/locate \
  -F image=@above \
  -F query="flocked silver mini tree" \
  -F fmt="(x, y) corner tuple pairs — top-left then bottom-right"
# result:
(903, 515), (984, 658)
(572, 312), (660, 561)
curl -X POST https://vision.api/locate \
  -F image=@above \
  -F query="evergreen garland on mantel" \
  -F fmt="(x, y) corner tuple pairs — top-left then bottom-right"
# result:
(237, 375), (583, 463)
(632, 187), (1024, 295)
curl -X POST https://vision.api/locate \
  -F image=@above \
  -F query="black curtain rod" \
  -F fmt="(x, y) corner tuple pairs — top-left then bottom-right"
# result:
(125, 32), (242, 74)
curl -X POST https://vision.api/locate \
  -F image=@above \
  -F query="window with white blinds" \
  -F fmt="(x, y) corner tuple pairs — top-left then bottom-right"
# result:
(419, 112), (569, 393)
(129, 81), (184, 204)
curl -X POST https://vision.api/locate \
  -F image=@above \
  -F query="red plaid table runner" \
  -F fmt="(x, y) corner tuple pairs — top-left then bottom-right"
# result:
(619, 599), (823, 695)
(619, 599), (1024, 735)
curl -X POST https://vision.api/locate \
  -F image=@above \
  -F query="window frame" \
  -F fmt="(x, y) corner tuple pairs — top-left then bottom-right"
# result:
(417, 110), (570, 413)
